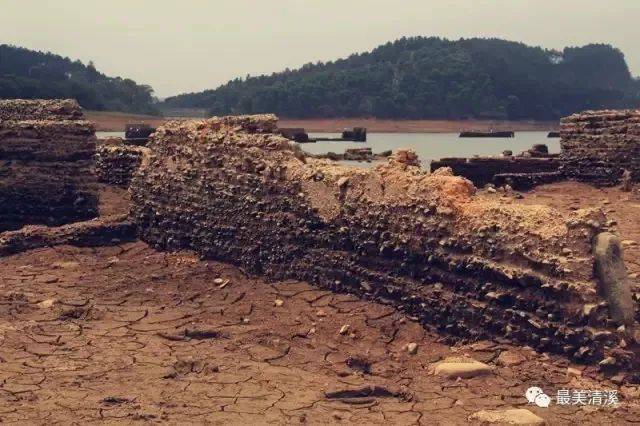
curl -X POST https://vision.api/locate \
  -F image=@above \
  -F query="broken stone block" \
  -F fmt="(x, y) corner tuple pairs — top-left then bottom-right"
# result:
(469, 408), (545, 425)
(593, 232), (635, 328)
(432, 356), (493, 378)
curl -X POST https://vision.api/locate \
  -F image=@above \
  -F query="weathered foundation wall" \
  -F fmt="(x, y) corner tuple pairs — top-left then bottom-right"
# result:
(430, 156), (561, 188)
(493, 171), (565, 190)
(560, 110), (640, 186)
(95, 144), (149, 187)
(130, 115), (639, 379)
(0, 100), (98, 231)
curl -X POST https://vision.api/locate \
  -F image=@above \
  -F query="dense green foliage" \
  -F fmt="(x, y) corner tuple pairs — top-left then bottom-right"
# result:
(164, 37), (640, 120)
(0, 44), (158, 114)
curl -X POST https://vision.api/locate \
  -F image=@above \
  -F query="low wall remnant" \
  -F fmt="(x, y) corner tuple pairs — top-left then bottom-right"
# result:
(430, 155), (561, 188)
(130, 114), (639, 379)
(0, 99), (98, 231)
(560, 110), (640, 186)
(95, 144), (149, 187)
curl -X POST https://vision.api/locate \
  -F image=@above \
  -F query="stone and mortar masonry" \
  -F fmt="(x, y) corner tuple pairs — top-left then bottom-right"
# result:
(130, 115), (640, 381)
(0, 99), (98, 230)
(560, 109), (640, 186)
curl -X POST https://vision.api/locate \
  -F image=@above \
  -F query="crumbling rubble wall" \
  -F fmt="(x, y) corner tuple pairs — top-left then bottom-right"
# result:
(560, 110), (640, 186)
(430, 156), (561, 188)
(130, 115), (638, 378)
(95, 144), (149, 187)
(0, 99), (98, 231)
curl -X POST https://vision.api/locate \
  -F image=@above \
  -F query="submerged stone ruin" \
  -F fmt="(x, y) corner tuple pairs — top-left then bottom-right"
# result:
(0, 99), (98, 231)
(432, 109), (640, 190)
(560, 109), (640, 186)
(430, 154), (561, 190)
(130, 114), (639, 380)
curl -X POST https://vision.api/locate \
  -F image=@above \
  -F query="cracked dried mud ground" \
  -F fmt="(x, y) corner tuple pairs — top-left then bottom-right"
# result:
(0, 184), (639, 424)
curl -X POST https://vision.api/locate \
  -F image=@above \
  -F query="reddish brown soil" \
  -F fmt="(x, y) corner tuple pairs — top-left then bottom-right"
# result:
(0, 183), (639, 424)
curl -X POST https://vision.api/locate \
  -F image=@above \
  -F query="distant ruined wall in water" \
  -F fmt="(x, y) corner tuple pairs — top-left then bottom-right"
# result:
(560, 110), (640, 186)
(430, 156), (561, 188)
(130, 115), (639, 380)
(0, 99), (98, 231)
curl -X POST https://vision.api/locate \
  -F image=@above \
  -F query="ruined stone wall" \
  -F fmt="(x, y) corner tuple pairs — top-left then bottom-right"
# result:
(95, 144), (149, 187)
(430, 156), (561, 188)
(130, 115), (638, 378)
(493, 171), (564, 190)
(0, 99), (98, 231)
(560, 110), (640, 186)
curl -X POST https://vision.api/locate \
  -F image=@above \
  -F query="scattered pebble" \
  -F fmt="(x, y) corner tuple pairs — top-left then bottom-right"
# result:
(316, 310), (327, 317)
(567, 367), (582, 377)
(274, 299), (284, 307)
(36, 275), (59, 284)
(339, 324), (350, 335)
(496, 350), (526, 367)
(37, 299), (56, 309)
(406, 342), (418, 355)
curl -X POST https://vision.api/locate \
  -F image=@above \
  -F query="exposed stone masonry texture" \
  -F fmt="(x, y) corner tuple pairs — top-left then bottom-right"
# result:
(130, 114), (639, 381)
(0, 99), (98, 231)
(560, 109), (640, 186)
(95, 142), (149, 187)
(430, 157), (561, 189)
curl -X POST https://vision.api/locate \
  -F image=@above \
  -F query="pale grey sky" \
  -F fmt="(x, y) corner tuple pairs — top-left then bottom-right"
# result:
(1, 0), (639, 97)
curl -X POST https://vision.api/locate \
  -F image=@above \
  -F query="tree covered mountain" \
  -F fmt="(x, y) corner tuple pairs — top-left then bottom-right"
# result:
(163, 37), (640, 120)
(0, 44), (158, 114)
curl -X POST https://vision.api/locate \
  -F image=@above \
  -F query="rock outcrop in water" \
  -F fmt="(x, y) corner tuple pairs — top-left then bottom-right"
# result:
(0, 99), (98, 231)
(130, 114), (639, 381)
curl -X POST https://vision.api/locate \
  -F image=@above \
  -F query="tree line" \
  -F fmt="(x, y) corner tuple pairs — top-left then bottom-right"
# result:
(163, 37), (640, 120)
(0, 44), (158, 115)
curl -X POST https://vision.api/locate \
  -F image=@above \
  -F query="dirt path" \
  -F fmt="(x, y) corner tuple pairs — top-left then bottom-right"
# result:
(0, 240), (638, 424)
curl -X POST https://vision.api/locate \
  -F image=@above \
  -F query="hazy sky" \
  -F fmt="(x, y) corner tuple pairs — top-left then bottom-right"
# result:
(1, 0), (639, 97)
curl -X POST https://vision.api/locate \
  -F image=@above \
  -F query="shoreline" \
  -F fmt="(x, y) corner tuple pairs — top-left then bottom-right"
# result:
(279, 118), (558, 133)
(85, 110), (559, 133)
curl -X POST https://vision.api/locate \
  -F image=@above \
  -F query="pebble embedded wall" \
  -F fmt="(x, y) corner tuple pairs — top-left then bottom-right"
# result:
(95, 144), (149, 187)
(0, 99), (98, 231)
(130, 115), (639, 379)
(560, 109), (640, 186)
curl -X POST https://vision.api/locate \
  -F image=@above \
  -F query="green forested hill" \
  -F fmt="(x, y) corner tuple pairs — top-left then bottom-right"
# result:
(163, 37), (640, 120)
(0, 44), (158, 114)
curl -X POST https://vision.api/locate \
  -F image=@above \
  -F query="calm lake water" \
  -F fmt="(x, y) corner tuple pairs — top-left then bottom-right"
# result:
(97, 131), (560, 166)
(303, 131), (559, 162)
